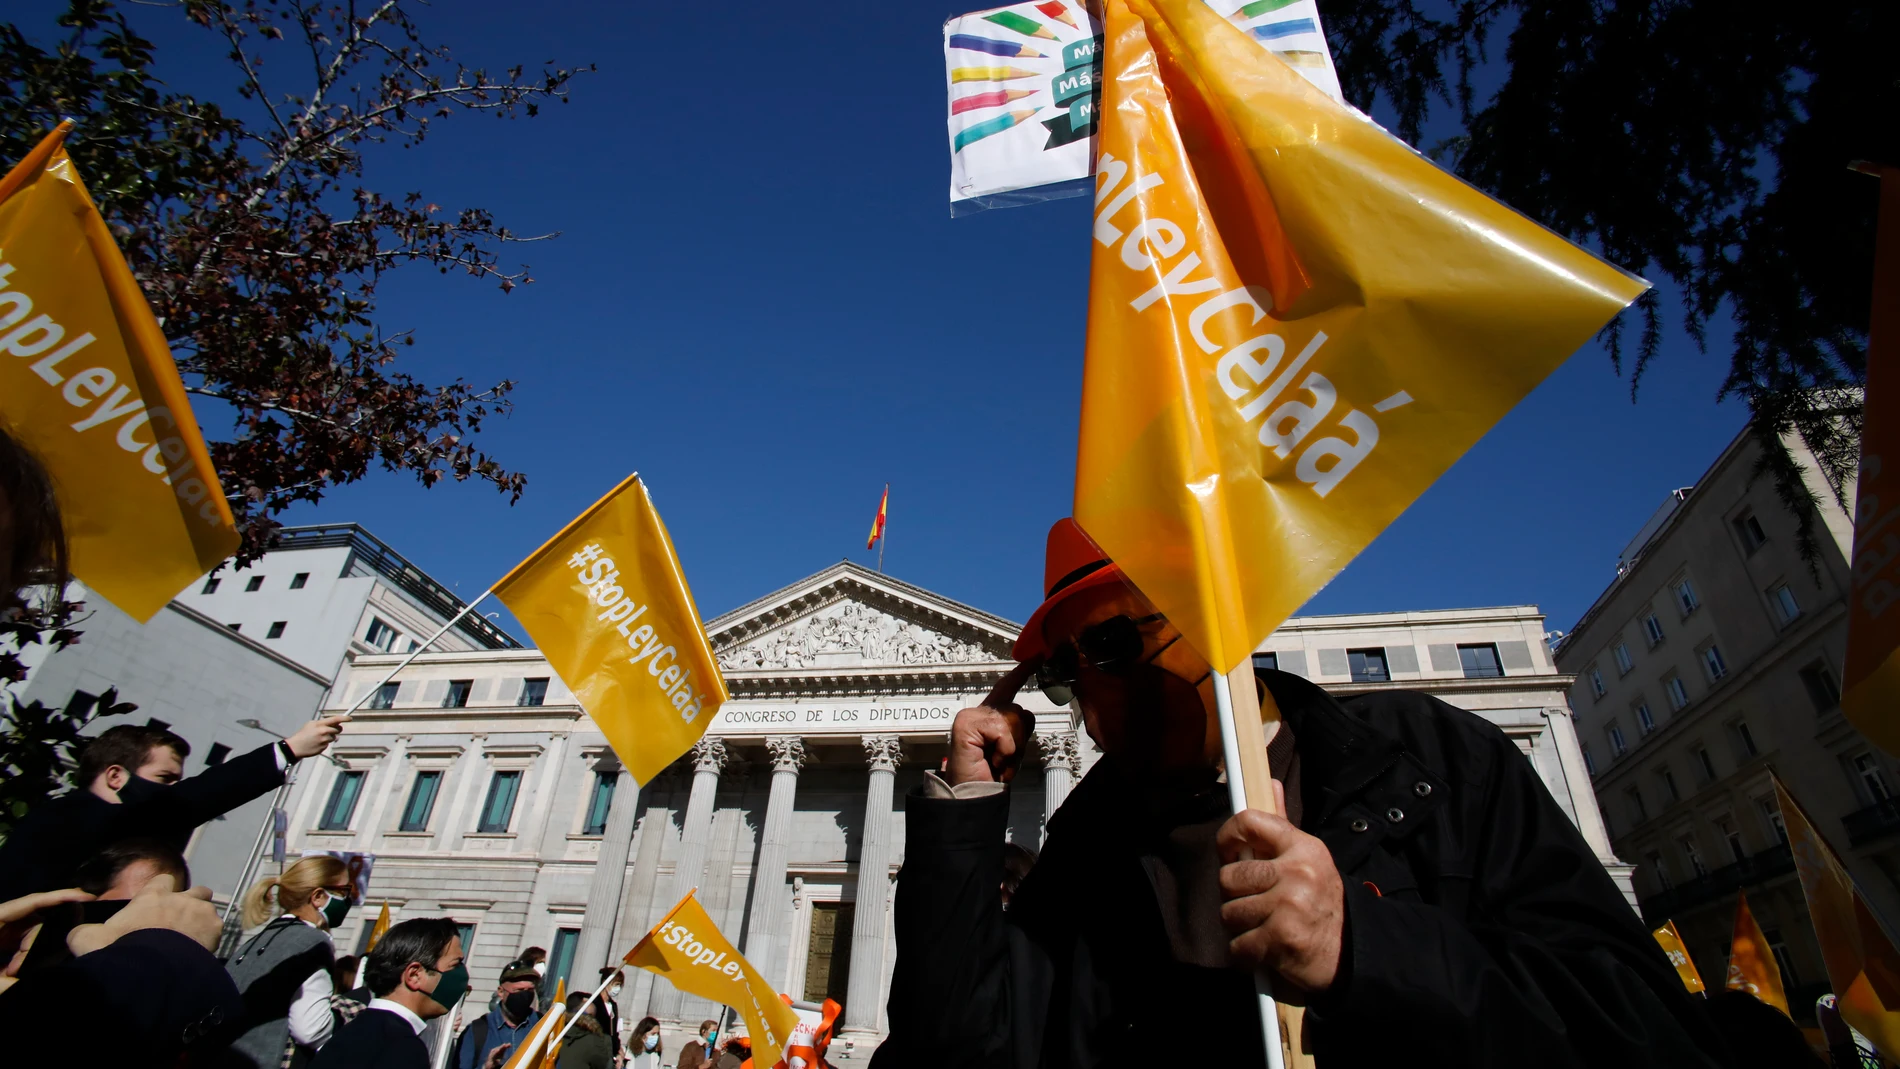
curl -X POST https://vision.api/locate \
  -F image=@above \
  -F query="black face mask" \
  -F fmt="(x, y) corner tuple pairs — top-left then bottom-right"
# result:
(116, 775), (173, 805)
(503, 989), (537, 1020)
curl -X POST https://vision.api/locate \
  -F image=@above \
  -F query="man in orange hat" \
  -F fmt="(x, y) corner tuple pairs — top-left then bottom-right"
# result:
(872, 520), (1732, 1069)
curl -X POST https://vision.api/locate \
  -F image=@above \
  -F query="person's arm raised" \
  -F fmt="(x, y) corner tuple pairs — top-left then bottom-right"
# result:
(942, 660), (1036, 787)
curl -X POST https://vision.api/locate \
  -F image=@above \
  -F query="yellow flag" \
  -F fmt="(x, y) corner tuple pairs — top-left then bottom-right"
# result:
(1651, 920), (1707, 996)
(1777, 776), (1900, 1057)
(1844, 164), (1900, 749)
(364, 902), (392, 953)
(493, 474), (728, 785)
(0, 123), (237, 621)
(625, 891), (799, 1069)
(499, 1005), (566, 1069)
(1072, 0), (1647, 672)
(1727, 891), (1789, 1015)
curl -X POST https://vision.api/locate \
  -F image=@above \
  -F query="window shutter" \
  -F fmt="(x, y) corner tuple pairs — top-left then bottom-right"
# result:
(420, 679), (448, 704)
(1497, 640), (1535, 671)
(1427, 644), (1460, 672)
(1386, 645), (1420, 674)
(1316, 648), (1349, 677)
(1276, 650), (1309, 678)
(469, 679), (494, 703)
(495, 678), (524, 704)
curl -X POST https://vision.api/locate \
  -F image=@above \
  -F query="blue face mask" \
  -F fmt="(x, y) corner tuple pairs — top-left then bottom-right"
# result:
(705, 1031), (718, 1047)
(644, 1034), (659, 1051)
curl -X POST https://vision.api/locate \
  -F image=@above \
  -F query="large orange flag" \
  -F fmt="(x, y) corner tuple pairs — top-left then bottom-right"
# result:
(0, 123), (238, 620)
(1727, 891), (1789, 1015)
(1777, 776), (1900, 1057)
(1072, 0), (1646, 675)
(1844, 163), (1900, 752)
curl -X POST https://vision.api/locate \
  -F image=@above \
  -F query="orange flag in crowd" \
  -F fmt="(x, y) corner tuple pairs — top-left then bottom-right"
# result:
(1726, 891), (1789, 1015)
(1844, 163), (1900, 753)
(867, 484), (889, 550)
(625, 892), (800, 1068)
(1652, 920), (1707, 996)
(1777, 776), (1900, 1057)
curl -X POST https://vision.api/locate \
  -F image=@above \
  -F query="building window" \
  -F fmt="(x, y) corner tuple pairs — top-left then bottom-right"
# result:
(369, 682), (399, 710)
(1608, 721), (1628, 758)
(1800, 660), (1841, 713)
(319, 771), (366, 831)
(1765, 928), (1799, 986)
(266, 621), (287, 639)
(1760, 798), (1787, 843)
(1589, 667), (1607, 698)
(1659, 766), (1680, 802)
(583, 773), (616, 835)
(290, 572), (309, 590)
(1734, 512), (1768, 553)
(365, 617), (398, 652)
(803, 902), (855, 1004)
(1680, 835), (1706, 877)
(400, 771), (443, 832)
(477, 770), (521, 833)
(1636, 701), (1656, 735)
(1732, 718), (1759, 758)
(518, 678), (549, 707)
(455, 923), (477, 957)
(227, 623), (241, 633)
(442, 680), (473, 709)
(205, 742), (231, 767)
(1665, 675), (1689, 711)
(245, 575), (265, 592)
(1771, 584), (1800, 623)
(355, 918), (380, 955)
(1614, 643), (1633, 675)
(202, 576), (221, 594)
(1347, 648), (1388, 683)
(1855, 754), (1892, 804)
(1697, 747), (1718, 783)
(1647, 852), (1671, 890)
(1582, 743), (1597, 777)
(1701, 645), (1728, 682)
(1626, 786), (1647, 823)
(1675, 579), (1700, 616)
(1719, 818), (1746, 863)
(1457, 644), (1503, 679)
(1643, 613), (1665, 648)
(1252, 651), (1279, 672)
(549, 928), (581, 989)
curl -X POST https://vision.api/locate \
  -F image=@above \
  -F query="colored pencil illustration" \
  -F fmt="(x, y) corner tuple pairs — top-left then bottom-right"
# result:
(1232, 0), (1301, 18)
(950, 65), (1041, 83)
(951, 88), (1039, 115)
(984, 10), (1059, 40)
(1252, 17), (1318, 39)
(954, 108), (1040, 151)
(949, 33), (1045, 58)
(1036, 1), (1081, 29)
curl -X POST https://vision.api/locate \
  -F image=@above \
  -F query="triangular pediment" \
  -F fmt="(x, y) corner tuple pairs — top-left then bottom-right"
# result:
(707, 562), (1018, 672)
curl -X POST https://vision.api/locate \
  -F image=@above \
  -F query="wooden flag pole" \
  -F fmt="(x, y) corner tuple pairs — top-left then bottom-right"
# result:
(1213, 662), (1292, 1069)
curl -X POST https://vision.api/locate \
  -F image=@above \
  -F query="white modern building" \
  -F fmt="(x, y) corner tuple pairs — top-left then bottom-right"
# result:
(279, 560), (1616, 1058)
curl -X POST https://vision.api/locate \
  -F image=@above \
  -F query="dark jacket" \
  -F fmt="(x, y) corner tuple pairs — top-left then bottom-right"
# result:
(0, 927), (244, 1062)
(0, 741), (284, 899)
(874, 669), (1731, 1069)
(311, 1007), (429, 1069)
(556, 1023), (614, 1069)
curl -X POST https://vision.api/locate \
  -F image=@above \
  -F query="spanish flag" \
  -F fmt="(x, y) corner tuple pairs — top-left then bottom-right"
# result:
(0, 123), (238, 620)
(1727, 891), (1789, 1015)
(1651, 920), (1707, 996)
(626, 892), (800, 1069)
(867, 484), (889, 550)
(493, 474), (728, 785)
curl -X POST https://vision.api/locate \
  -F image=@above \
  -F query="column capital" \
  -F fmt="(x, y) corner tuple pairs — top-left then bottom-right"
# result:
(861, 734), (904, 773)
(1035, 730), (1080, 773)
(690, 735), (728, 774)
(765, 735), (810, 773)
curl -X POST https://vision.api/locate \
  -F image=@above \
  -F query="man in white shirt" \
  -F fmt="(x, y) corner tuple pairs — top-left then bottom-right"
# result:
(315, 918), (512, 1069)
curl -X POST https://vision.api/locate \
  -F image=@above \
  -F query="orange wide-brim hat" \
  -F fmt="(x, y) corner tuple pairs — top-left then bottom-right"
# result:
(1012, 518), (1130, 662)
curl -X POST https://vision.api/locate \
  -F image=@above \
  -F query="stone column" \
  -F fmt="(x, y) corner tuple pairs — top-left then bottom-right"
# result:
(1036, 730), (1080, 840)
(843, 735), (901, 1033)
(743, 736), (808, 987)
(571, 755), (639, 986)
(620, 803), (674, 1018)
(652, 736), (726, 1021)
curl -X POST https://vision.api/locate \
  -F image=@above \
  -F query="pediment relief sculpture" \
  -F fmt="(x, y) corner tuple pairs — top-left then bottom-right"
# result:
(718, 599), (999, 670)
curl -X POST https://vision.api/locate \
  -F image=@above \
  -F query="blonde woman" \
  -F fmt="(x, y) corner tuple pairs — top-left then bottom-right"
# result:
(224, 855), (356, 1068)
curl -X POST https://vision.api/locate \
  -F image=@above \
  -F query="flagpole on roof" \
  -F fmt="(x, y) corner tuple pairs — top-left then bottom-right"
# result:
(879, 484), (887, 574)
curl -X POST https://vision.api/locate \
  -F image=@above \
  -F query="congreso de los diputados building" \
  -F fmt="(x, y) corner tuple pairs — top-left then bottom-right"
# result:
(278, 559), (1617, 1057)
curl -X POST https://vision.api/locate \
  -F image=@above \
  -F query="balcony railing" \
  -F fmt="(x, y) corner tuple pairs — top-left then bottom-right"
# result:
(1639, 842), (1795, 925)
(1843, 797), (1900, 847)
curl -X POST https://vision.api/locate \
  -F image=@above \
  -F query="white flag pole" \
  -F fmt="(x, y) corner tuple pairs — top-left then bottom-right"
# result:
(1213, 668), (1290, 1069)
(342, 588), (495, 717)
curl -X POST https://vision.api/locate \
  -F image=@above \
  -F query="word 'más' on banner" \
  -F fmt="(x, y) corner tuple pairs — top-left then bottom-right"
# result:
(0, 123), (239, 620)
(625, 891), (801, 1068)
(493, 474), (728, 785)
(1071, 0), (1648, 674)
(944, 0), (1344, 215)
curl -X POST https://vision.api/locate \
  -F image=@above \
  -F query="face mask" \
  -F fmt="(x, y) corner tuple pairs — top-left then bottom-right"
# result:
(503, 989), (537, 1019)
(610, 984), (623, 997)
(704, 1032), (717, 1047)
(425, 962), (470, 1014)
(116, 775), (171, 805)
(644, 1034), (659, 1051)
(532, 961), (547, 976)
(320, 890), (353, 929)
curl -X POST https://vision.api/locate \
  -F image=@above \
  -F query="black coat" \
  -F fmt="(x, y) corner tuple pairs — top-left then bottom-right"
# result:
(874, 670), (1732, 1069)
(0, 741), (284, 899)
(0, 927), (244, 1062)
(312, 1007), (431, 1069)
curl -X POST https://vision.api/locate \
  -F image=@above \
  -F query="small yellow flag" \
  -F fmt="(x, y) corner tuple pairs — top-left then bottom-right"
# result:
(539, 977), (568, 1069)
(364, 902), (392, 953)
(493, 474), (728, 785)
(1777, 776), (1900, 1058)
(1072, 0), (1647, 672)
(1727, 891), (1789, 1015)
(1844, 164), (1900, 750)
(0, 123), (238, 621)
(499, 1005), (566, 1069)
(625, 891), (799, 1069)
(1651, 920), (1707, 996)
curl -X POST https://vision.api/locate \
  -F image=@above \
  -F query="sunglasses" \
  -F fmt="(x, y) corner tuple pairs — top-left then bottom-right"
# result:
(1037, 613), (1169, 703)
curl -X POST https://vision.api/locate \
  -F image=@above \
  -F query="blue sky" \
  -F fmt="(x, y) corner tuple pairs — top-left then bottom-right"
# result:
(19, 1), (1747, 639)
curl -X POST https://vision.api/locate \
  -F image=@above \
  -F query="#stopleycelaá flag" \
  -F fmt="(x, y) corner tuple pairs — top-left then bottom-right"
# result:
(1844, 164), (1900, 752)
(493, 474), (728, 785)
(1651, 920), (1707, 996)
(1727, 891), (1789, 1015)
(1777, 775), (1900, 1058)
(1072, 0), (1648, 672)
(0, 123), (238, 621)
(625, 891), (800, 1069)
